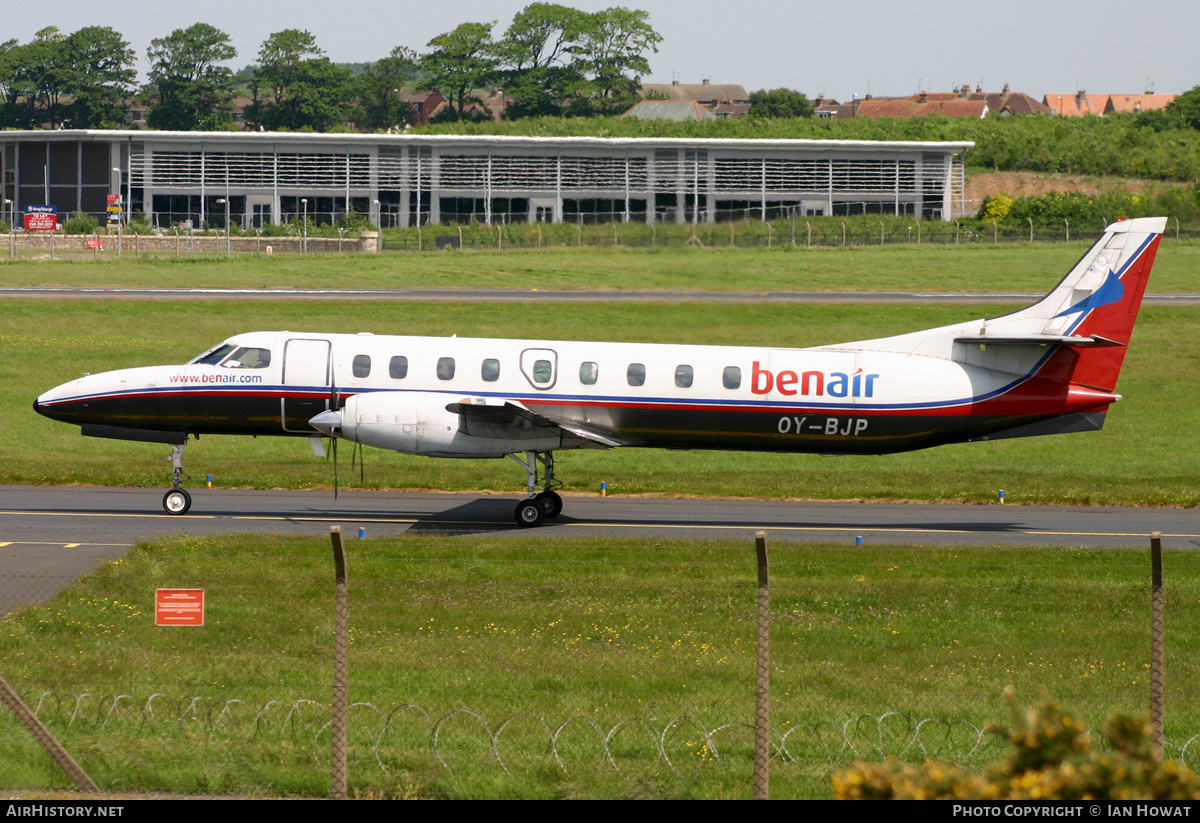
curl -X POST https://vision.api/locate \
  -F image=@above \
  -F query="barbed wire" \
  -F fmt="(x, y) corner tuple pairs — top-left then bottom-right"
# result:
(9, 691), (1200, 774)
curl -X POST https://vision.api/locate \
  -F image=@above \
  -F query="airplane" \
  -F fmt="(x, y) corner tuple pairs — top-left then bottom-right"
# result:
(34, 216), (1165, 527)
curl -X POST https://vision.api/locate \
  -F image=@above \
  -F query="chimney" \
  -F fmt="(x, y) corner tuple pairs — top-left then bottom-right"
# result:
(672, 79), (679, 86)
(959, 84), (970, 99)
(701, 77), (710, 85)
(1076, 89), (1086, 105)
(975, 83), (982, 93)
(918, 90), (928, 104)
(1002, 82), (1010, 97)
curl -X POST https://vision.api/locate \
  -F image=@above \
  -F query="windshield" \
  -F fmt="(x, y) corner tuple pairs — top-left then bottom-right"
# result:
(188, 343), (272, 369)
(191, 343), (236, 365)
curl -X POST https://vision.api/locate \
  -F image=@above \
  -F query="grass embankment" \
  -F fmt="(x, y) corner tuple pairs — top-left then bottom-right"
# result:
(3, 534), (1196, 798)
(1, 240), (1199, 294)
(3, 299), (1197, 505)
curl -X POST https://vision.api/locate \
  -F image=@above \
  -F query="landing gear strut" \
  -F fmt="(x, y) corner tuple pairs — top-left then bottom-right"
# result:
(509, 450), (563, 528)
(162, 442), (191, 515)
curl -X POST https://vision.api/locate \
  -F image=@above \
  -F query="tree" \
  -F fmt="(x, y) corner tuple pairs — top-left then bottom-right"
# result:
(143, 23), (238, 131)
(249, 30), (353, 131)
(1164, 85), (1200, 130)
(748, 88), (814, 119)
(356, 46), (420, 131)
(2, 27), (67, 128)
(571, 7), (661, 114)
(58, 26), (137, 128)
(423, 22), (497, 117)
(495, 3), (590, 117)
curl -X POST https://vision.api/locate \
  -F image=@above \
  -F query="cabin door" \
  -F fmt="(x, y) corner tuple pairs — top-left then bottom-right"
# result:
(281, 338), (332, 432)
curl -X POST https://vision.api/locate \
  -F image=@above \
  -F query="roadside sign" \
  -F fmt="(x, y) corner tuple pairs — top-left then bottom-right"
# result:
(155, 588), (205, 626)
(106, 193), (121, 206)
(24, 205), (57, 231)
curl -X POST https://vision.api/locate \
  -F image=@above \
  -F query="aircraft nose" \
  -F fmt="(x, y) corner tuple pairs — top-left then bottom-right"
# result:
(33, 379), (80, 422)
(309, 410), (344, 437)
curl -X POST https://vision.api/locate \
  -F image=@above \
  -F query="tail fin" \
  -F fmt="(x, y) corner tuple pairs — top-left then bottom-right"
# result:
(974, 217), (1165, 392)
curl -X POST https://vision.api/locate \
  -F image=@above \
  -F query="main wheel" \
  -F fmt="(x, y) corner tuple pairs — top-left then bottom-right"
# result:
(536, 490), (563, 519)
(163, 488), (191, 515)
(514, 498), (545, 528)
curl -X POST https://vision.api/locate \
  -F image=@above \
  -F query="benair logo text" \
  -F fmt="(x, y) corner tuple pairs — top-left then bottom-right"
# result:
(750, 361), (878, 398)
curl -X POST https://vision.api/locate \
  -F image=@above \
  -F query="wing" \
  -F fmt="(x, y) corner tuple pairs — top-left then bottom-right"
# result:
(445, 398), (640, 449)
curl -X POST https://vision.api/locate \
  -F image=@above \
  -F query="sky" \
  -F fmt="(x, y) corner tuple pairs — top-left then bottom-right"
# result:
(6, 0), (1198, 102)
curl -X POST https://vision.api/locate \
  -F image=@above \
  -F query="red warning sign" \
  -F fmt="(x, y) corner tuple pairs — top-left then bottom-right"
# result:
(156, 589), (205, 626)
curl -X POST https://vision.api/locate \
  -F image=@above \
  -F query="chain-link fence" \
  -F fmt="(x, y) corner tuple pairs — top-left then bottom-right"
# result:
(5, 214), (1198, 259)
(2, 535), (1195, 797)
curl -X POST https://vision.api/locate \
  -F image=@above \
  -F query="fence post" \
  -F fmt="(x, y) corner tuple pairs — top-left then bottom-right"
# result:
(955, 220), (960, 245)
(879, 220), (885, 245)
(992, 219), (998, 244)
(1175, 217), (1180, 241)
(916, 222), (921, 245)
(1150, 531), (1164, 761)
(1028, 217), (1034, 244)
(766, 221), (771, 248)
(1064, 218), (1070, 243)
(0, 673), (98, 791)
(806, 221), (811, 248)
(753, 531), (770, 800)
(841, 221), (847, 247)
(330, 526), (349, 799)
(730, 223), (735, 248)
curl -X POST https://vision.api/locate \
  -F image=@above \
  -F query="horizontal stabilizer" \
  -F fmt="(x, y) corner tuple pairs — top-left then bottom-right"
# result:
(970, 411), (1107, 442)
(954, 334), (1124, 348)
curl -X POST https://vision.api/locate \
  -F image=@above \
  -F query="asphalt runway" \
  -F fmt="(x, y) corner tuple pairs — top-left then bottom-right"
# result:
(4, 484), (1198, 615)
(6, 485), (1199, 549)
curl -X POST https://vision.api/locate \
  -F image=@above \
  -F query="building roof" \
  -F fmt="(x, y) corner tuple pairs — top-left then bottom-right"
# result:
(641, 81), (749, 104)
(855, 97), (988, 119)
(1104, 93), (1177, 114)
(0, 129), (975, 155)
(1043, 92), (1109, 116)
(620, 99), (717, 121)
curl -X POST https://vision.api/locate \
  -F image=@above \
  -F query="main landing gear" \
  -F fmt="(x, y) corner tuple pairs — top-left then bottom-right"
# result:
(162, 442), (192, 515)
(509, 450), (563, 528)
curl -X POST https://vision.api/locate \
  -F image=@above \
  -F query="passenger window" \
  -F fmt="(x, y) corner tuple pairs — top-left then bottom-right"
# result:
(579, 361), (598, 385)
(389, 356), (408, 379)
(532, 359), (552, 384)
(675, 364), (693, 388)
(223, 347), (271, 369)
(482, 358), (500, 382)
(437, 357), (456, 381)
(723, 366), (742, 390)
(627, 363), (646, 387)
(352, 354), (371, 378)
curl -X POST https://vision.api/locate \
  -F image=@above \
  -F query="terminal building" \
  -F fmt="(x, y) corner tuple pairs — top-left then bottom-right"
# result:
(1, 130), (972, 230)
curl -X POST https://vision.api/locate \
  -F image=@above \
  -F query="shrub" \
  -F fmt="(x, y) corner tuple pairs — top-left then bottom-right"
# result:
(834, 690), (1200, 800)
(63, 211), (99, 234)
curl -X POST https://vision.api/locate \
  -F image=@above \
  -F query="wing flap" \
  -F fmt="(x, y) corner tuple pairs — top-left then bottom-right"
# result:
(445, 399), (638, 448)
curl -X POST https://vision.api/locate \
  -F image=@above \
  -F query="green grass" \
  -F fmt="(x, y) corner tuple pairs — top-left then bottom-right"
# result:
(2, 534), (1197, 798)
(3, 299), (1198, 505)
(1, 240), (1199, 293)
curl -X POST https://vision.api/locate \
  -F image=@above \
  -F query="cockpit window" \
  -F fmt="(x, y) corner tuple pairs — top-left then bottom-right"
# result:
(221, 347), (272, 369)
(192, 343), (236, 366)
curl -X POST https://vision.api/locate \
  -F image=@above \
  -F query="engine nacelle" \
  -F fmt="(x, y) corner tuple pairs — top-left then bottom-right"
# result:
(329, 391), (566, 457)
